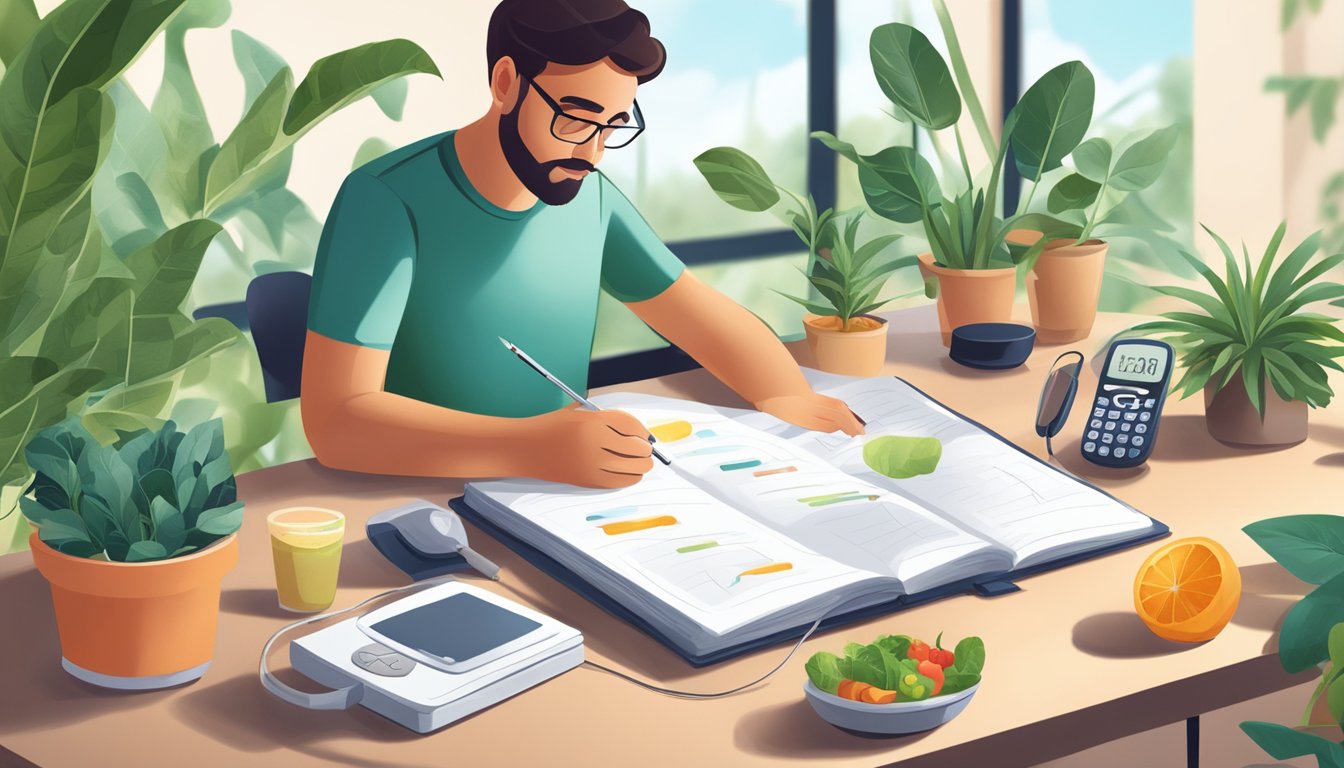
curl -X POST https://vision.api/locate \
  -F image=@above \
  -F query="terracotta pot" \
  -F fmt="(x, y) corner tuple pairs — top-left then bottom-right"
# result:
(917, 253), (1017, 347)
(1203, 380), (1308, 447)
(803, 314), (889, 376)
(29, 532), (239, 689)
(1027, 239), (1108, 344)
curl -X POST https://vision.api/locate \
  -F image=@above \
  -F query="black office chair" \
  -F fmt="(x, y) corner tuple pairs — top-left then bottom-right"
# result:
(246, 271), (312, 403)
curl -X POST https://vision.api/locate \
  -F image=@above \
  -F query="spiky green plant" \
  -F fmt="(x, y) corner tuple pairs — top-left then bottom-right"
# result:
(1128, 222), (1344, 415)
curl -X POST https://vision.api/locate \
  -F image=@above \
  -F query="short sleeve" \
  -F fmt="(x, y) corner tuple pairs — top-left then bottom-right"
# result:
(599, 173), (686, 302)
(307, 172), (416, 349)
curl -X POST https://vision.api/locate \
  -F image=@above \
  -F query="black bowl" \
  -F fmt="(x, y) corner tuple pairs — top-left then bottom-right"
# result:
(949, 323), (1036, 370)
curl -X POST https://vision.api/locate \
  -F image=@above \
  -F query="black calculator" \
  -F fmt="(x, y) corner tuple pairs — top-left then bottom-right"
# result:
(1081, 339), (1174, 468)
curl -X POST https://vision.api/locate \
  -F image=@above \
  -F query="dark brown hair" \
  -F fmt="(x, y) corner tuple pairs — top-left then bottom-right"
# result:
(486, 0), (666, 84)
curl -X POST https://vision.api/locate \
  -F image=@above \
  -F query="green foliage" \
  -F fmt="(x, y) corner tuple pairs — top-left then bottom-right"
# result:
(1242, 513), (1344, 765)
(804, 633), (983, 699)
(20, 417), (242, 562)
(694, 146), (913, 327)
(1126, 222), (1344, 415)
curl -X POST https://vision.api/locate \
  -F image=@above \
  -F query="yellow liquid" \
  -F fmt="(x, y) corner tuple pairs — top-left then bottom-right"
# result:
(271, 535), (343, 612)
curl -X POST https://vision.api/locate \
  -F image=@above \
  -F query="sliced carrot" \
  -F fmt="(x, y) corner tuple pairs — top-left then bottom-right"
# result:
(837, 679), (856, 699)
(860, 686), (898, 704)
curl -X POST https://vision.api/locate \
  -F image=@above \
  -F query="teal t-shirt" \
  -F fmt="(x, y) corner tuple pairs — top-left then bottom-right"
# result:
(307, 130), (686, 417)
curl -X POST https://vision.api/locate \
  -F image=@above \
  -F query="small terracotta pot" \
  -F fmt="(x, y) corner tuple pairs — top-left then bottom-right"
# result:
(1203, 380), (1308, 447)
(917, 253), (1017, 347)
(803, 314), (889, 376)
(1027, 239), (1108, 344)
(29, 532), (239, 689)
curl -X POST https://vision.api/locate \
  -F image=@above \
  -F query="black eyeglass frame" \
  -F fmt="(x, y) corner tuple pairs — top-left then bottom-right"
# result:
(519, 74), (645, 149)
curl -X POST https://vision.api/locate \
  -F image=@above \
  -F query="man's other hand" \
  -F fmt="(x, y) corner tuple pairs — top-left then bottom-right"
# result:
(753, 393), (866, 437)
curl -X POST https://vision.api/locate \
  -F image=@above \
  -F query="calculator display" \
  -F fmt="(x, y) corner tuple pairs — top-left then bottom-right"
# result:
(1105, 345), (1170, 383)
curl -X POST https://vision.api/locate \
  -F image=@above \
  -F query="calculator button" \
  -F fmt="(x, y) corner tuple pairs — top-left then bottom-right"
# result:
(1090, 419), (1103, 429)
(1139, 412), (1150, 422)
(1087, 430), (1099, 440)
(1083, 441), (1097, 453)
(1099, 446), (1111, 457)
(1136, 423), (1148, 434)
(1117, 434), (1129, 444)
(1105, 421), (1117, 431)
(1123, 412), (1137, 422)
(1093, 408), (1106, 418)
(1108, 410), (1121, 420)
(1133, 436), (1145, 447)
(1129, 448), (1143, 459)
(1102, 434), (1114, 444)
(1145, 398), (1156, 408)
(1096, 397), (1110, 407)
(1120, 422), (1131, 432)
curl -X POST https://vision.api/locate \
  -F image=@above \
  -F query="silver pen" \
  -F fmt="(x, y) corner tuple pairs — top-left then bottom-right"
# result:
(499, 337), (671, 466)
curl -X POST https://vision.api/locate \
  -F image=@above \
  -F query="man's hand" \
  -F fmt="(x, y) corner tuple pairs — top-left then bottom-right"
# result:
(526, 403), (656, 489)
(753, 393), (866, 436)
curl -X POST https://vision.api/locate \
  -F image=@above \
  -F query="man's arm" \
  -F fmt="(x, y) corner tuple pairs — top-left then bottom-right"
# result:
(625, 270), (864, 435)
(301, 331), (654, 485)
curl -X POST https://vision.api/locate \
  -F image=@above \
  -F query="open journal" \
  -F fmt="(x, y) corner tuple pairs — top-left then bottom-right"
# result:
(460, 370), (1165, 662)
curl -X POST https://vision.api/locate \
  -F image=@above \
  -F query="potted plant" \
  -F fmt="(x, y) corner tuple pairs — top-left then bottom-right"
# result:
(811, 4), (1088, 347)
(693, 147), (911, 376)
(1017, 124), (1180, 344)
(1127, 222), (1344, 446)
(1240, 514), (1344, 765)
(20, 418), (244, 690)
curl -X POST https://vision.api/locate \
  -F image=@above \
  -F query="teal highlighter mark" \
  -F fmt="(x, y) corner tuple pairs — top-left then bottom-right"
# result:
(585, 506), (640, 522)
(797, 491), (880, 507)
(696, 429), (717, 438)
(683, 445), (743, 457)
(676, 541), (719, 553)
(720, 459), (763, 472)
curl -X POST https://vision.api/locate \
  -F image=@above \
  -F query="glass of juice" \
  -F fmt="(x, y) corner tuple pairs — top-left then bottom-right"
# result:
(267, 507), (345, 612)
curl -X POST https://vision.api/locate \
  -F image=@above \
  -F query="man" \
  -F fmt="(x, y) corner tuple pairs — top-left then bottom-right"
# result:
(302, 0), (865, 489)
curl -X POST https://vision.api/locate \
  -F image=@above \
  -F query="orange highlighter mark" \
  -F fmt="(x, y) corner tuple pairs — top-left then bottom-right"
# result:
(599, 515), (679, 536)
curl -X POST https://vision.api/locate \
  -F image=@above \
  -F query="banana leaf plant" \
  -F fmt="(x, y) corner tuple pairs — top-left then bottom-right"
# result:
(0, 0), (439, 541)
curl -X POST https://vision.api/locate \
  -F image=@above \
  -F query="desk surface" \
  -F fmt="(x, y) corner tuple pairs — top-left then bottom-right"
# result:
(0, 305), (1334, 767)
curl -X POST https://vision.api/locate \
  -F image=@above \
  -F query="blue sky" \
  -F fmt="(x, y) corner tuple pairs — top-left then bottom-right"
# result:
(1045, 0), (1192, 80)
(649, 0), (805, 76)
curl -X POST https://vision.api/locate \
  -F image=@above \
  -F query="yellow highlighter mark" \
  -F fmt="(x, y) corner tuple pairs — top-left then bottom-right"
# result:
(599, 515), (679, 536)
(649, 420), (694, 442)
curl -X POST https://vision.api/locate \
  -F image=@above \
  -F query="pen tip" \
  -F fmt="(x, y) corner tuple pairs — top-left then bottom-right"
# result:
(498, 337), (511, 350)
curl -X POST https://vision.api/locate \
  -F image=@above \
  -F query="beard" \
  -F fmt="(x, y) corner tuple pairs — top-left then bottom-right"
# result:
(498, 91), (595, 206)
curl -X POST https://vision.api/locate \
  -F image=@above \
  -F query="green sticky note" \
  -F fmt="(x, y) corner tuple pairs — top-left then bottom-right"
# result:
(863, 436), (942, 479)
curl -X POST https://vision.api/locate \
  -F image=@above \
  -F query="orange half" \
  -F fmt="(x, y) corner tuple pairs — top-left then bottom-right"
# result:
(1134, 537), (1241, 643)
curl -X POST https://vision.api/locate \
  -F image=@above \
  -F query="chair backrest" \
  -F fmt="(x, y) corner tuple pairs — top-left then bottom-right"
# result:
(246, 271), (312, 403)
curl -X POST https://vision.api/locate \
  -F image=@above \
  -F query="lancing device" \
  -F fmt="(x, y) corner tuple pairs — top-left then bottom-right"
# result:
(499, 337), (672, 466)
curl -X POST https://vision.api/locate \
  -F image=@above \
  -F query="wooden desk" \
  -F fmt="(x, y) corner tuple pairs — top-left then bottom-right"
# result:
(0, 306), (1333, 767)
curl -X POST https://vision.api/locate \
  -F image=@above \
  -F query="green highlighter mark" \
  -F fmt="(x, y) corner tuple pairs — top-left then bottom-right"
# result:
(863, 436), (943, 479)
(676, 541), (720, 553)
(720, 459), (762, 471)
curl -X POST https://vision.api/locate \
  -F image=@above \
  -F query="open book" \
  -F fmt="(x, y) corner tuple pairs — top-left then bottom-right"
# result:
(459, 370), (1165, 663)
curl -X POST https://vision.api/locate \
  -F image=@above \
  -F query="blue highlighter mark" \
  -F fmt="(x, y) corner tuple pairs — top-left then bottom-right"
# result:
(696, 429), (717, 438)
(585, 506), (639, 522)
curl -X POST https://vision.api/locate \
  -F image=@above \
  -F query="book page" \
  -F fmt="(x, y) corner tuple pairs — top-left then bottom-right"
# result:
(733, 372), (1156, 568)
(464, 467), (888, 637)
(590, 393), (1009, 592)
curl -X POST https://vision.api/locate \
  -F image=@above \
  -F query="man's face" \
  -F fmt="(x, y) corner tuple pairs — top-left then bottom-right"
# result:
(498, 58), (639, 205)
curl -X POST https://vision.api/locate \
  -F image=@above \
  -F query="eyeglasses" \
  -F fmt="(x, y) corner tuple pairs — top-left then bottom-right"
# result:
(1036, 351), (1085, 457)
(520, 75), (645, 149)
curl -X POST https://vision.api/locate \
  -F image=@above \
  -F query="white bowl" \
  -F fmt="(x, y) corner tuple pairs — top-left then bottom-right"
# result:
(803, 679), (980, 735)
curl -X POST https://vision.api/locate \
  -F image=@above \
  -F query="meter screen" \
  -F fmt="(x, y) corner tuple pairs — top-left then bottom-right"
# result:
(370, 593), (540, 662)
(1106, 344), (1170, 384)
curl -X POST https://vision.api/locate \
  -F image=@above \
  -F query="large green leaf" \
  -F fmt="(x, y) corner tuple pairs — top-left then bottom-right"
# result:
(203, 39), (439, 215)
(693, 147), (779, 212)
(1241, 721), (1344, 767)
(1071, 137), (1112, 182)
(0, 0), (41, 67)
(230, 29), (285, 112)
(125, 219), (222, 313)
(1109, 126), (1180, 192)
(1279, 569), (1344, 672)
(1011, 61), (1094, 182)
(858, 146), (942, 224)
(1046, 173), (1101, 214)
(94, 83), (170, 255)
(1244, 515), (1344, 585)
(867, 23), (961, 130)
(0, 359), (102, 488)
